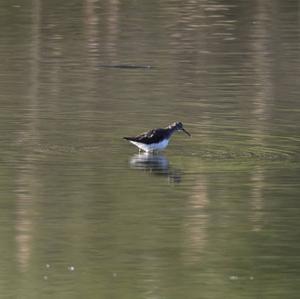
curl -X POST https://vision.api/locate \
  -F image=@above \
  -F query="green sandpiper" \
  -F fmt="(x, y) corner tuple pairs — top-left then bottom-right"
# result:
(123, 122), (191, 153)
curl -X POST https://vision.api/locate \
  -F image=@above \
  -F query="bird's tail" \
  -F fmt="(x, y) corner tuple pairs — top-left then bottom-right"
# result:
(123, 136), (134, 141)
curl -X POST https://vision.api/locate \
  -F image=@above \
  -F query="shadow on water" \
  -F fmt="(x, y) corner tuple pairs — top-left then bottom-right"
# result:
(129, 153), (182, 183)
(98, 64), (154, 69)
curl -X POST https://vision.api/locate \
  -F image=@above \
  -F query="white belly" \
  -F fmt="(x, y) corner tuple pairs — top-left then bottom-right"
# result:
(130, 139), (169, 152)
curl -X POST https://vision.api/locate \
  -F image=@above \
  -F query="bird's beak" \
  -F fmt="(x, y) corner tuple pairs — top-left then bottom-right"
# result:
(182, 127), (191, 137)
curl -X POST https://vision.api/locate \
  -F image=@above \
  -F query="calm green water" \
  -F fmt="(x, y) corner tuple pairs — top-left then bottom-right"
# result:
(0, 1), (300, 298)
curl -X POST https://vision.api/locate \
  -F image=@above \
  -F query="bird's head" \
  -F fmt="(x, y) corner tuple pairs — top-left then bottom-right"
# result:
(170, 122), (191, 136)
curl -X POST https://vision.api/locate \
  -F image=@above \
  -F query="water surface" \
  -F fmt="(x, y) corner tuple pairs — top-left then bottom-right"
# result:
(0, 1), (299, 298)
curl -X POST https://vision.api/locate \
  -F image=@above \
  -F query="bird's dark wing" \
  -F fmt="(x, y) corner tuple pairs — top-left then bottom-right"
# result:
(123, 128), (167, 144)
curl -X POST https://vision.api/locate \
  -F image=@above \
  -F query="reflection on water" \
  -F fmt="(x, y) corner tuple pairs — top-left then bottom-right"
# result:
(129, 153), (181, 183)
(250, 166), (265, 232)
(183, 175), (208, 264)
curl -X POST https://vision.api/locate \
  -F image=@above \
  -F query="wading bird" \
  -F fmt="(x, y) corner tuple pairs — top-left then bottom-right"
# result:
(123, 122), (191, 153)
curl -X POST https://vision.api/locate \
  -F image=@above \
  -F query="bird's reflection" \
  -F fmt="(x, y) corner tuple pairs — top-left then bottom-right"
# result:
(129, 153), (181, 183)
